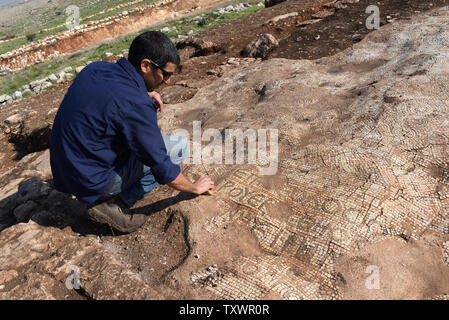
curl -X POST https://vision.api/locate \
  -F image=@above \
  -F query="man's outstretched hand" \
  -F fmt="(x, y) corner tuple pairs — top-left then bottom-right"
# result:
(193, 176), (215, 195)
(168, 173), (214, 195)
(148, 91), (163, 112)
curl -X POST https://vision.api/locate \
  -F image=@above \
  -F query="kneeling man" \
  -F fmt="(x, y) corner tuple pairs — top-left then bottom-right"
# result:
(50, 31), (214, 233)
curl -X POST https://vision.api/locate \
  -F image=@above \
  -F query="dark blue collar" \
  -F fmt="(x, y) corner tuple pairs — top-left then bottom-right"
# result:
(116, 57), (147, 91)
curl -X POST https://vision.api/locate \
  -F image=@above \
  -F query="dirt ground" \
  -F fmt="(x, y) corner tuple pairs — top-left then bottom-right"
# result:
(271, 0), (449, 60)
(335, 231), (449, 299)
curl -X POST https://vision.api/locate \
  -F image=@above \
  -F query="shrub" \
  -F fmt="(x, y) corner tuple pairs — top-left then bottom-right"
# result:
(26, 33), (36, 42)
(197, 18), (207, 27)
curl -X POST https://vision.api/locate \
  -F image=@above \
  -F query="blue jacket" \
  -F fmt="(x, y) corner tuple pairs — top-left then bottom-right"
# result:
(50, 58), (180, 203)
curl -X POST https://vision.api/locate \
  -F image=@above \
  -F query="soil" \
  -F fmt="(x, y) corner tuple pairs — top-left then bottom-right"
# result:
(270, 0), (449, 60)
(335, 231), (449, 299)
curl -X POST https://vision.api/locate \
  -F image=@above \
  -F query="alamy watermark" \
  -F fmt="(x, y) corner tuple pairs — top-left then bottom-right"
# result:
(65, 5), (80, 31)
(365, 265), (380, 289)
(365, 5), (380, 30)
(168, 121), (279, 176)
(65, 265), (80, 290)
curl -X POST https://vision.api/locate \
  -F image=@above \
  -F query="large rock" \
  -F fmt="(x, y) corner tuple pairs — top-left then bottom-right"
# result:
(264, 12), (299, 25)
(0, 150), (51, 201)
(264, 0), (286, 7)
(4, 113), (24, 125)
(29, 79), (43, 89)
(240, 33), (279, 59)
(0, 150), (94, 233)
(12, 91), (22, 100)
(40, 81), (52, 91)
(32, 85), (41, 93)
(47, 74), (58, 83)
(0, 95), (13, 104)
(0, 151), (52, 231)
(176, 38), (221, 57)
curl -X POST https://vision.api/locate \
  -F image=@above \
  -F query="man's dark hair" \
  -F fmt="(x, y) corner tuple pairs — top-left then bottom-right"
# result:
(128, 31), (180, 69)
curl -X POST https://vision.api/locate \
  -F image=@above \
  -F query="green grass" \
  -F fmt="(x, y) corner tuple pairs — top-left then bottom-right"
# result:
(0, 1), (264, 97)
(22, 91), (33, 99)
(0, 0), (159, 55)
(158, 3), (263, 41)
(0, 37), (28, 55)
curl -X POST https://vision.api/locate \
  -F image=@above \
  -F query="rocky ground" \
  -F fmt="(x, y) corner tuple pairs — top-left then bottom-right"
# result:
(0, 0), (449, 300)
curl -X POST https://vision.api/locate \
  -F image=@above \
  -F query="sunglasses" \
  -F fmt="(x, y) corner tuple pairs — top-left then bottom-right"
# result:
(150, 60), (174, 80)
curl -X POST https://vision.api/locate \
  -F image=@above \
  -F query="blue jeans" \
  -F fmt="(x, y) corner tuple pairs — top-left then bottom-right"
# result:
(102, 136), (189, 207)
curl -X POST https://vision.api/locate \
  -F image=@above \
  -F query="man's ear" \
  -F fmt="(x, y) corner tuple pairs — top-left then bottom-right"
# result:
(140, 59), (151, 74)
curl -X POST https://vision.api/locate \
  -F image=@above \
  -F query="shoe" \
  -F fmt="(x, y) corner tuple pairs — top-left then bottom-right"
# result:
(87, 196), (148, 233)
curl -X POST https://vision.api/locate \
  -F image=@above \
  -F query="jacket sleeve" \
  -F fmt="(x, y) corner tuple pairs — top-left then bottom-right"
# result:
(117, 99), (180, 184)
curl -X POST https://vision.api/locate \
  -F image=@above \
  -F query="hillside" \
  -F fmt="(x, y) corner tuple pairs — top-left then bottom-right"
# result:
(0, 0), (448, 300)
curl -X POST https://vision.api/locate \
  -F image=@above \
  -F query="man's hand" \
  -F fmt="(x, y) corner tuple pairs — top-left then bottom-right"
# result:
(148, 91), (163, 112)
(192, 176), (215, 195)
(168, 173), (214, 195)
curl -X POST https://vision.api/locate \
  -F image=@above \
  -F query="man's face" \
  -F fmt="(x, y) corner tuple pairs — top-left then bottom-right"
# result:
(139, 58), (177, 91)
